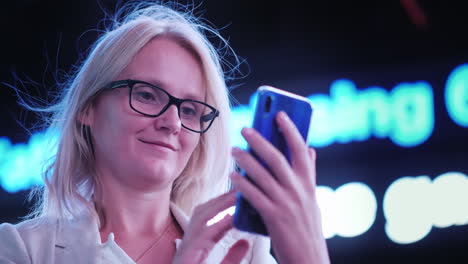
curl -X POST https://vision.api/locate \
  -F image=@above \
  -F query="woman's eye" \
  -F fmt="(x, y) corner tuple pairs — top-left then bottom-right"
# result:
(136, 91), (156, 101)
(181, 106), (197, 116)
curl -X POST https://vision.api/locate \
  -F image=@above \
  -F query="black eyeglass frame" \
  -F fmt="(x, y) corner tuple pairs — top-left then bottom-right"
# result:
(106, 79), (220, 133)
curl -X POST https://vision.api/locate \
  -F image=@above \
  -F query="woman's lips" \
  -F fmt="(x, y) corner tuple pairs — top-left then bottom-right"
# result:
(138, 139), (177, 151)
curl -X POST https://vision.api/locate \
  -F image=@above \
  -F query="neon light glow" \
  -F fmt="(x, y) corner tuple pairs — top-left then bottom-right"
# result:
(317, 182), (377, 239)
(383, 172), (468, 244)
(445, 64), (468, 127)
(231, 79), (434, 148)
(0, 133), (52, 193)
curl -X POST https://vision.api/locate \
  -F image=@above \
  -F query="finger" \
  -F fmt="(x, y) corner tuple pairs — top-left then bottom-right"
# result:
(309, 147), (317, 162)
(178, 214), (235, 263)
(221, 239), (250, 264)
(231, 147), (283, 200)
(182, 214), (234, 254)
(204, 213), (235, 243)
(275, 111), (311, 175)
(241, 127), (295, 188)
(308, 147), (317, 186)
(230, 171), (273, 217)
(192, 190), (237, 225)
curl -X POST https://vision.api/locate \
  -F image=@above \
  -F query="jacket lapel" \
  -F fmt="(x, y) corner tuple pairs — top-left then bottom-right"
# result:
(54, 216), (101, 263)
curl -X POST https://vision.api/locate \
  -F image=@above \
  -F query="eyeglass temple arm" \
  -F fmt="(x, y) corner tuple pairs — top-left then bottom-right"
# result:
(200, 110), (219, 123)
(107, 80), (132, 89)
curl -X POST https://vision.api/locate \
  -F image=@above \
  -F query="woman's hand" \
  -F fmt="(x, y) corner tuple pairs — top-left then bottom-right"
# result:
(230, 111), (330, 264)
(172, 191), (250, 264)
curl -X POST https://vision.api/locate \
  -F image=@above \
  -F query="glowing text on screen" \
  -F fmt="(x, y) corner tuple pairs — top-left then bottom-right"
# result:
(231, 79), (434, 147)
(232, 80), (436, 148)
(317, 182), (377, 239)
(306, 79), (434, 147)
(383, 172), (468, 244)
(231, 63), (468, 148)
(445, 64), (468, 127)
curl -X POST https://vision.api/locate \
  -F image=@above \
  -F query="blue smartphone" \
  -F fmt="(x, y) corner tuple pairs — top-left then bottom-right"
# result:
(233, 85), (313, 236)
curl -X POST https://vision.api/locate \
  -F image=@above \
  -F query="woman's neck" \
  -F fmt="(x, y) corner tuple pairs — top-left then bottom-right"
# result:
(93, 172), (173, 238)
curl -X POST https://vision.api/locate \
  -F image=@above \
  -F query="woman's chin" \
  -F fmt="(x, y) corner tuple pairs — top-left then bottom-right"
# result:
(130, 167), (176, 190)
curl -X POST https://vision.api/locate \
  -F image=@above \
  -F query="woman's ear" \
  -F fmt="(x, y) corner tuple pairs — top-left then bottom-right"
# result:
(77, 104), (95, 126)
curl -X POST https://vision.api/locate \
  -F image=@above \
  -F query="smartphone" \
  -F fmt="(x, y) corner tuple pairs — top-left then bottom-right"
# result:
(233, 85), (313, 236)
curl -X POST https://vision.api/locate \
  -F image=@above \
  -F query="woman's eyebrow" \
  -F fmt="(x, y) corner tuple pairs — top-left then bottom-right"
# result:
(183, 93), (205, 102)
(143, 78), (166, 88)
(144, 78), (205, 101)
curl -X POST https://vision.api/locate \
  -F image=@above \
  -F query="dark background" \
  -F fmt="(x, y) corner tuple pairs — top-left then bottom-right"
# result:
(1, 0), (468, 263)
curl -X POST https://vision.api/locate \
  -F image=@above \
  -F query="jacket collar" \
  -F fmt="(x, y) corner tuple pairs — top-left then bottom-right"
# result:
(54, 202), (190, 254)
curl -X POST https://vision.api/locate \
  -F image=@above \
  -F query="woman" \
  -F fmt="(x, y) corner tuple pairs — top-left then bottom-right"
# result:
(0, 2), (329, 264)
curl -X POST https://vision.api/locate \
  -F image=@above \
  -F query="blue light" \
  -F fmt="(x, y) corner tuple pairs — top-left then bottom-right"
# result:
(0, 133), (52, 193)
(232, 78), (434, 148)
(359, 86), (391, 139)
(307, 94), (335, 147)
(445, 64), (468, 127)
(0, 137), (12, 166)
(230, 92), (258, 149)
(230, 105), (253, 149)
(390, 82), (434, 147)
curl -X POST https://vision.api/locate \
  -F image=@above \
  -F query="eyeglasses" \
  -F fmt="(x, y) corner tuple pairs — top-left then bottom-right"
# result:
(105, 79), (219, 133)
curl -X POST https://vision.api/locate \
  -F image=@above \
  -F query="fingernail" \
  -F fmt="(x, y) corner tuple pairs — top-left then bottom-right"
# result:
(278, 111), (289, 121)
(241, 127), (253, 136)
(232, 147), (242, 157)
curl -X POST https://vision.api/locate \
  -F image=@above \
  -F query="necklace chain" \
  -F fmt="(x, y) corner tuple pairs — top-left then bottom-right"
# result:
(135, 220), (173, 263)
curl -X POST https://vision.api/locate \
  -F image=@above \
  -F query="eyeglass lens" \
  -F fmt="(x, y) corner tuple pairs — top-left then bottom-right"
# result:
(130, 83), (215, 132)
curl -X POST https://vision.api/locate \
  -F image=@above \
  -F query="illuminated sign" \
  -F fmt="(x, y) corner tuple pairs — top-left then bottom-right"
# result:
(317, 182), (377, 239)
(383, 171), (468, 244)
(0, 133), (48, 193)
(232, 64), (468, 148)
(445, 64), (468, 127)
(1, 63), (467, 244)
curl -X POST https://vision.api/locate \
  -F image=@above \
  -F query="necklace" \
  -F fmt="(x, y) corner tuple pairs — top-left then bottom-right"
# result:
(135, 219), (173, 263)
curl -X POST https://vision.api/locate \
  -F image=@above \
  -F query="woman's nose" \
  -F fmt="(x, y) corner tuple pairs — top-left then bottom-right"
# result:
(153, 104), (182, 133)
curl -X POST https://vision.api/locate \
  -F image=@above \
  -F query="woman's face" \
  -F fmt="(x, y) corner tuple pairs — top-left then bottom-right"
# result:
(85, 36), (205, 191)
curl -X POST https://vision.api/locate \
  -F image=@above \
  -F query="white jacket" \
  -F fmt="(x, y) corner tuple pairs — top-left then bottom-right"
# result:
(0, 204), (277, 264)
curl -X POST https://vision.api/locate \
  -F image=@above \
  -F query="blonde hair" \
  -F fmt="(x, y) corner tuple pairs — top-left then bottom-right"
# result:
(28, 1), (239, 224)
